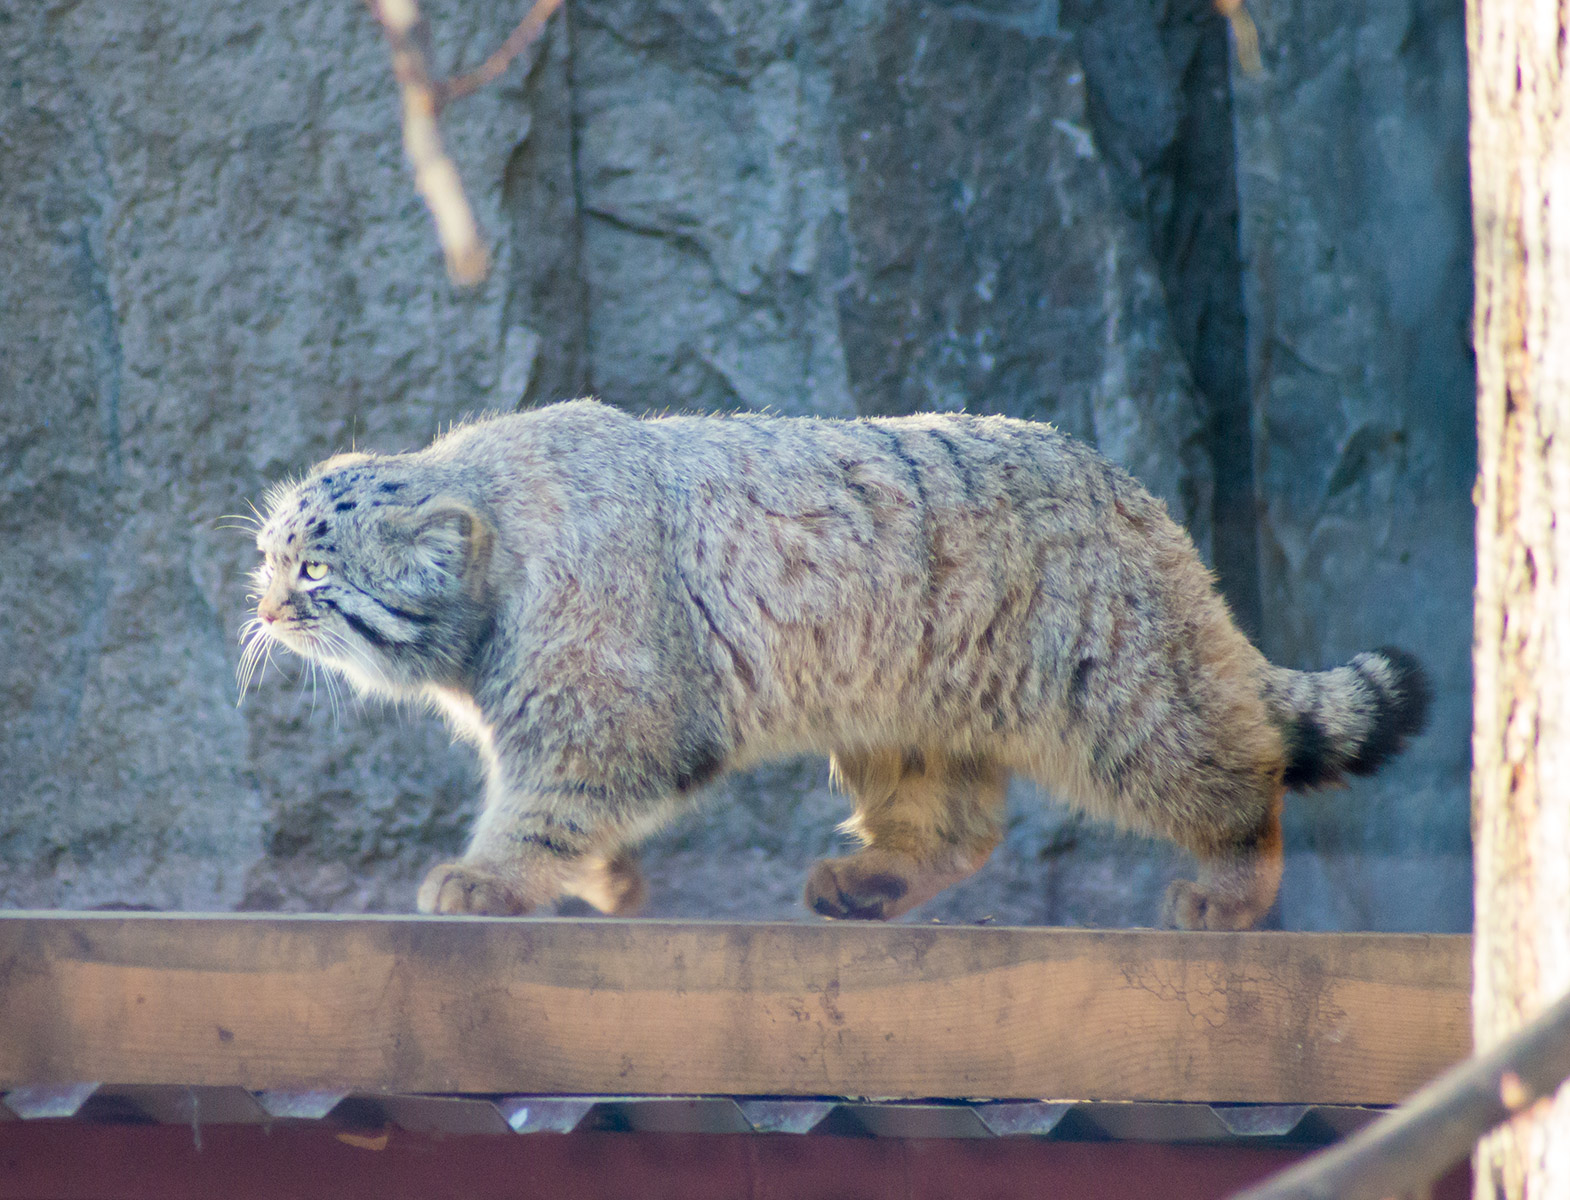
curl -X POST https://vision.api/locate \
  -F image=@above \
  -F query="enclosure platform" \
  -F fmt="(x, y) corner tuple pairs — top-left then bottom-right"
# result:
(0, 913), (1467, 1109)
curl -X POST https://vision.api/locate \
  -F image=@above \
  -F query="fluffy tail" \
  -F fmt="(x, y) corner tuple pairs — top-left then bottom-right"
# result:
(1264, 647), (1432, 790)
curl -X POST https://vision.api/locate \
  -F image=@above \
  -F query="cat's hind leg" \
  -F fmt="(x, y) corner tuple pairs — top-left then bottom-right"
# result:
(806, 748), (1008, 921)
(1160, 788), (1284, 931)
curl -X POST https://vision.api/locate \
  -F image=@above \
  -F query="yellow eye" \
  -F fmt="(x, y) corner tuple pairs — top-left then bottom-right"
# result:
(302, 561), (330, 582)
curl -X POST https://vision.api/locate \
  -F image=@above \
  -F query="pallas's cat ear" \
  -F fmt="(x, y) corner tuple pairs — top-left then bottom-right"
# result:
(388, 496), (494, 597)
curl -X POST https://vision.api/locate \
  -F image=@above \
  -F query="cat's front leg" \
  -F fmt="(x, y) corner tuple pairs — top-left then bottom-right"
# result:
(417, 786), (610, 916)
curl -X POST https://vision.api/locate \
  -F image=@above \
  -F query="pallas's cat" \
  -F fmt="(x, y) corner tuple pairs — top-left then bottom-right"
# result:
(245, 401), (1428, 928)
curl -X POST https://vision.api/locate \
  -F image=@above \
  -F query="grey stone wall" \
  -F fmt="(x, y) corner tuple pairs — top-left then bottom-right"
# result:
(1232, 0), (1474, 930)
(0, 0), (1473, 929)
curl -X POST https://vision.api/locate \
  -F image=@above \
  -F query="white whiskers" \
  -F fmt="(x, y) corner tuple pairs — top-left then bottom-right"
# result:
(235, 615), (275, 703)
(214, 505), (265, 534)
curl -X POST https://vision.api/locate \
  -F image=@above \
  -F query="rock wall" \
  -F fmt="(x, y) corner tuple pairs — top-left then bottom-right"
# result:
(0, 0), (1473, 929)
(1232, 0), (1474, 930)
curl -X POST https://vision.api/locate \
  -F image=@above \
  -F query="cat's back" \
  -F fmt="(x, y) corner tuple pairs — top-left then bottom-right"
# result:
(648, 406), (1128, 523)
(426, 399), (653, 486)
(391, 403), (1227, 755)
(424, 401), (1188, 600)
(425, 401), (1128, 526)
(628, 407), (1198, 745)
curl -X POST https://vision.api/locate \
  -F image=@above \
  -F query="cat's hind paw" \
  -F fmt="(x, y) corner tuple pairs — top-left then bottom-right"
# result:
(1160, 878), (1262, 931)
(804, 855), (911, 921)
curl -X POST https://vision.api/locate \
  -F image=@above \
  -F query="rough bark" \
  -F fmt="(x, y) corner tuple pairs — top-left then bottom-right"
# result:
(1469, 0), (1570, 1194)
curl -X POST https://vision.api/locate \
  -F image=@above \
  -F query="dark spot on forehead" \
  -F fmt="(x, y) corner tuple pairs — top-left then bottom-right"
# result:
(335, 500), (356, 512)
(296, 497), (308, 512)
(321, 471), (364, 500)
(378, 481), (405, 494)
(286, 532), (298, 547)
(311, 519), (330, 537)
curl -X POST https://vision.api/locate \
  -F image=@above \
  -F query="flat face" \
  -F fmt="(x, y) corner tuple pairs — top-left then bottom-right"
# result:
(241, 479), (351, 685)
(242, 461), (459, 698)
(252, 487), (335, 654)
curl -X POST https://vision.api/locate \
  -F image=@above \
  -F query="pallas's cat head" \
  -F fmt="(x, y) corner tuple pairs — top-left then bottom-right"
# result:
(241, 453), (493, 699)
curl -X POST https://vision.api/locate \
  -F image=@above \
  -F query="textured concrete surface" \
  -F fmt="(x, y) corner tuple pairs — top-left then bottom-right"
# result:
(0, 0), (1472, 929)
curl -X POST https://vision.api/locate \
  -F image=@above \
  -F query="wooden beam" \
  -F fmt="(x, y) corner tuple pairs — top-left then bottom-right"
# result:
(0, 915), (1468, 1104)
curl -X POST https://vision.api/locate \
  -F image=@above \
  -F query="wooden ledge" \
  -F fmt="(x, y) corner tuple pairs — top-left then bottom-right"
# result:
(0, 914), (1469, 1105)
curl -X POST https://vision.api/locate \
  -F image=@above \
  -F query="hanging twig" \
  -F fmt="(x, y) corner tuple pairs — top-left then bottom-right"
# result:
(1230, 986), (1570, 1200)
(1215, 0), (1262, 75)
(365, 0), (490, 286)
(363, 0), (566, 286)
(438, 0), (566, 108)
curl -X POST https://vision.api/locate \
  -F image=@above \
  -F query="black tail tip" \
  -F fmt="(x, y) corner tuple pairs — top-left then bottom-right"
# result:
(1345, 646), (1433, 776)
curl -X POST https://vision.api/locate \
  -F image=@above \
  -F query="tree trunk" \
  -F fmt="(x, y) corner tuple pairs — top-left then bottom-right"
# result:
(1469, 1), (1570, 1196)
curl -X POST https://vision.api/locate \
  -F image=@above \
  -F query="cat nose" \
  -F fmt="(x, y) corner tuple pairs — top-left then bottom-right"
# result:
(258, 594), (284, 624)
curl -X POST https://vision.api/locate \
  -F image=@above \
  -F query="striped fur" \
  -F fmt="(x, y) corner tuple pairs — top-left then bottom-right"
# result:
(247, 400), (1431, 929)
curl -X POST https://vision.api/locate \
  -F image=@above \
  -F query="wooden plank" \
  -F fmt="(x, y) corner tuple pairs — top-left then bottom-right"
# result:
(0, 914), (1469, 1104)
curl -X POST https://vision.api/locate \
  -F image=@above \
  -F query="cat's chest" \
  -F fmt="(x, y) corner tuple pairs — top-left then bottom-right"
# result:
(427, 685), (492, 747)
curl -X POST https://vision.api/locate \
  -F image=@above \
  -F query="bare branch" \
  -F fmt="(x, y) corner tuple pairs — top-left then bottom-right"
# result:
(439, 0), (566, 108)
(367, 0), (489, 286)
(1214, 0), (1262, 75)
(1230, 986), (1570, 1200)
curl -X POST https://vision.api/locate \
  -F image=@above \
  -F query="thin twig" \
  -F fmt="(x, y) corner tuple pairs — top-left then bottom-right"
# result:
(366, 0), (489, 286)
(1230, 986), (1570, 1200)
(1215, 0), (1262, 75)
(439, 0), (566, 108)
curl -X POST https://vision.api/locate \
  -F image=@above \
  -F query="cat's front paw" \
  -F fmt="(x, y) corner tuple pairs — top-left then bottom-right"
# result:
(417, 861), (532, 916)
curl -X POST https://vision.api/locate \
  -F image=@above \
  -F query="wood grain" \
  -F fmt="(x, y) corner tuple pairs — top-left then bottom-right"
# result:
(0, 914), (1469, 1103)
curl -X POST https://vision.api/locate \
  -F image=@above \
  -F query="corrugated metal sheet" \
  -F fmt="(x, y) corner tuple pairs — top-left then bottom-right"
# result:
(1, 1084), (1382, 1144)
